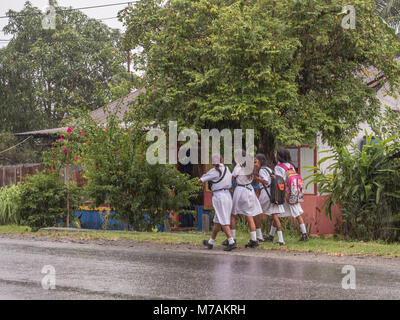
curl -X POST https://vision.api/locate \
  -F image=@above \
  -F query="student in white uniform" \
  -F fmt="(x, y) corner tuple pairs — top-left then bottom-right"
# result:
(253, 153), (286, 245)
(230, 150), (263, 248)
(199, 155), (237, 251)
(273, 148), (310, 241)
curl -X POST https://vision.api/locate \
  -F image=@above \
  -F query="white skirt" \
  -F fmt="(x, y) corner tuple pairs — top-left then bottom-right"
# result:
(232, 185), (263, 217)
(259, 190), (285, 215)
(212, 190), (232, 226)
(279, 202), (304, 218)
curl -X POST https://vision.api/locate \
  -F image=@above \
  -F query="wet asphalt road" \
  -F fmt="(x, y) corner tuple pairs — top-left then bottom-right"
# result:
(1, 237), (400, 300)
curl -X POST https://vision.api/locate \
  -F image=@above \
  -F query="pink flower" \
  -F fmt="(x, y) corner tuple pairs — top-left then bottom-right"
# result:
(104, 126), (108, 131)
(75, 156), (79, 161)
(67, 127), (73, 133)
(62, 147), (68, 154)
(81, 130), (85, 136)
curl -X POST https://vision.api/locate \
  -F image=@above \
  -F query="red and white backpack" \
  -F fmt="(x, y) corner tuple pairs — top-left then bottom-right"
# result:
(276, 163), (304, 204)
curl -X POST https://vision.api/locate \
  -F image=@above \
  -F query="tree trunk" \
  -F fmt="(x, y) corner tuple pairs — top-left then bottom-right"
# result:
(259, 129), (276, 167)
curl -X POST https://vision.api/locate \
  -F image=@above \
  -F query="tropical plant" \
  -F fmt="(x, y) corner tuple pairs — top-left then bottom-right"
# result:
(376, 0), (400, 33)
(0, 184), (22, 225)
(306, 134), (400, 241)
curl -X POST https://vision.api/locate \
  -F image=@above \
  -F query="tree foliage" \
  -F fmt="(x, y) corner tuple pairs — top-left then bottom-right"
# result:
(120, 0), (400, 161)
(0, 1), (128, 134)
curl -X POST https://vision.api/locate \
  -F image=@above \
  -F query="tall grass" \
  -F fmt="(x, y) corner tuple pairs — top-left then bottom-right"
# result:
(0, 184), (21, 225)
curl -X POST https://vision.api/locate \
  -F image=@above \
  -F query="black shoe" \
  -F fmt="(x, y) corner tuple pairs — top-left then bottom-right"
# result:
(223, 242), (238, 251)
(245, 240), (259, 248)
(299, 233), (309, 241)
(275, 241), (286, 246)
(222, 239), (236, 246)
(264, 235), (274, 242)
(203, 240), (213, 249)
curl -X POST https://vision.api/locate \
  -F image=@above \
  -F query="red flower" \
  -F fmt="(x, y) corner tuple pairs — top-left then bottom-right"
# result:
(75, 156), (79, 161)
(62, 147), (68, 154)
(81, 130), (85, 135)
(67, 127), (73, 133)
(113, 150), (118, 155)
(67, 134), (70, 138)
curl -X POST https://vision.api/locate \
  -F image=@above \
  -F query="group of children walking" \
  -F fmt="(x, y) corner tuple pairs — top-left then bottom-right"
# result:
(198, 147), (309, 252)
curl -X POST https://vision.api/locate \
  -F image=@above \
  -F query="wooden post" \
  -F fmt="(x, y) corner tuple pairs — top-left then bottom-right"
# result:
(66, 163), (70, 228)
(202, 214), (210, 232)
(164, 217), (171, 232)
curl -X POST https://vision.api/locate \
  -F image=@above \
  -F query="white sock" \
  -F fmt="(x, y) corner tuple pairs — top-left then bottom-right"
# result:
(250, 231), (257, 241)
(269, 226), (277, 236)
(300, 223), (307, 234)
(231, 229), (236, 239)
(228, 237), (235, 245)
(208, 238), (215, 245)
(277, 231), (284, 243)
(256, 228), (263, 239)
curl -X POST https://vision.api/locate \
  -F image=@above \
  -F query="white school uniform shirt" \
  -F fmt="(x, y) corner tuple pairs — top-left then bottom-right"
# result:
(258, 166), (285, 215)
(200, 165), (232, 225)
(231, 164), (263, 216)
(274, 162), (304, 218)
(200, 164), (232, 191)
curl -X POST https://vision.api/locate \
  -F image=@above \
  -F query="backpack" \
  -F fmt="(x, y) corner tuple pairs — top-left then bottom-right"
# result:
(276, 163), (304, 204)
(260, 167), (285, 205)
(208, 166), (227, 190)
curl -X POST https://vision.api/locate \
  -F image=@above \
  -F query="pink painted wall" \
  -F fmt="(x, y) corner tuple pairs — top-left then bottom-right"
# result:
(300, 195), (342, 235)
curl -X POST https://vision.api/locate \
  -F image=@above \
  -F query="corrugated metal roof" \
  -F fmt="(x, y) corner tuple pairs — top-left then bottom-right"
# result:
(14, 88), (146, 136)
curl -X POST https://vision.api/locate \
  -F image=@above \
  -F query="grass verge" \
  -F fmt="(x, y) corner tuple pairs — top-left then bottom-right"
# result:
(1, 225), (400, 257)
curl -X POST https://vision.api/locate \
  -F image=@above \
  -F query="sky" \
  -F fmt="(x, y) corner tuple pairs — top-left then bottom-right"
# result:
(0, 0), (133, 48)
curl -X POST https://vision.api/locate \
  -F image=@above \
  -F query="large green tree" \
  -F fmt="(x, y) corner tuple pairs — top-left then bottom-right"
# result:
(0, 1), (128, 134)
(120, 0), (400, 160)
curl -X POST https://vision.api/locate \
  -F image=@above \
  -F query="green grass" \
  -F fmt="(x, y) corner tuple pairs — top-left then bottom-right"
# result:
(1, 225), (400, 257)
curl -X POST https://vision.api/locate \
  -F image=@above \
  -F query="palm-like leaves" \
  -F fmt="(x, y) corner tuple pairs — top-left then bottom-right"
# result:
(376, 0), (400, 33)
(305, 133), (400, 241)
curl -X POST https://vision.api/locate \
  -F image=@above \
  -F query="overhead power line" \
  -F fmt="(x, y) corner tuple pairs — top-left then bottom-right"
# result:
(0, 1), (136, 20)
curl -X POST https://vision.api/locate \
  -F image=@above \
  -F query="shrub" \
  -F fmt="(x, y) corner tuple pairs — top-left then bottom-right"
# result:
(81, 122), (200, 231)
(19, 172), (81, 231)
(0, 184), (22, 225)
(306, 134), (400, 241)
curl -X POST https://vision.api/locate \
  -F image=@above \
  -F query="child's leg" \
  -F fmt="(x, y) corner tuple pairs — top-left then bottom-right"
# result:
(273, 214), (284, 244)
(268, 219), (277, 238)
(230, 214), (237, 240)
(254, 214), (264, 240)
(221, 225), (235, 245)
(296, 215), (307, 234)
(207, 223), (221, 245)
(245, 215), (257, 241)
